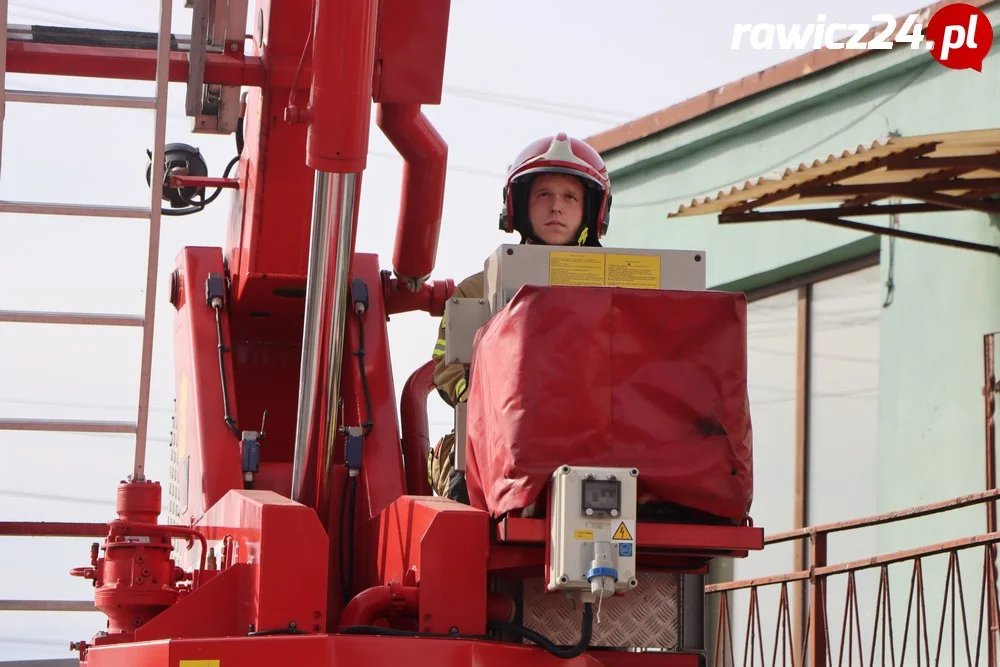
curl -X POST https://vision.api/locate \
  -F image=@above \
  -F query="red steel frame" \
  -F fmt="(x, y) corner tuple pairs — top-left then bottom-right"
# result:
(2, 0), (764, 664)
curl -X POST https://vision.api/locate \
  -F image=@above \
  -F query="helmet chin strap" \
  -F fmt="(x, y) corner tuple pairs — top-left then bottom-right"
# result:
(519, 222), (600, 247)
(518, 223), (587, 246)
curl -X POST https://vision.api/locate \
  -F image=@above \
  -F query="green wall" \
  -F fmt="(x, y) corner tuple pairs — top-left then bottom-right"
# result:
(601, 9), (1000, 659)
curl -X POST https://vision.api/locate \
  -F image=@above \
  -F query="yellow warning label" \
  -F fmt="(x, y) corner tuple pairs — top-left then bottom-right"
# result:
(549, 252), (605, 286)
(612, 522), (633, 541)
(574, 529), (594, 540)
(179, 661), (220, 667)
(606, 254), (661, 289)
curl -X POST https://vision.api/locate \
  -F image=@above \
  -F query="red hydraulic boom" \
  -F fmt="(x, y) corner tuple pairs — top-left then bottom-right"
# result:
(4, 1), (763, 665)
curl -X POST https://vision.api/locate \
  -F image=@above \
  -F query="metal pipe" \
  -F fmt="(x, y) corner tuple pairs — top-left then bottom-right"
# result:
(0, 522), (108, 537)
(985, 332), (997, 534)
(376, 103), (448, 286)
(319, 173), (359, 512)
(765, 487), (1000, 544)
(0, 310), (142, 326)
(291, 171), (358, 508)
(0, 0), (8, 181)
(133, 0), (173, 483)
(0, 419), (136, 434)
(383, 277), (454, 316)
(0, 200), (150, 218)
(292, 170), (335, 504)
(306, 0), (377, 173)
(6, 90), (157, 109)
(400, 360), (437, 496)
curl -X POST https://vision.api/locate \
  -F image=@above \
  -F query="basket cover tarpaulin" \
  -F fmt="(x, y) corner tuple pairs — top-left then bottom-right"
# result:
(463, 285), (753, 520)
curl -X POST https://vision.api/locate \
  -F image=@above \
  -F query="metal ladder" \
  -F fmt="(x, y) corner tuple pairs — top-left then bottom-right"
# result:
(0, 0), (173, 485)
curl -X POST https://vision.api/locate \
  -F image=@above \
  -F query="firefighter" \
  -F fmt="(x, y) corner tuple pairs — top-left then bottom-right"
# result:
(428, 132), (613, 502)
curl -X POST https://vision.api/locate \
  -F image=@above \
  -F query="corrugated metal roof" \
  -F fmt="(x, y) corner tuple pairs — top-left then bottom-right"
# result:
(667, 128), (1000, 218)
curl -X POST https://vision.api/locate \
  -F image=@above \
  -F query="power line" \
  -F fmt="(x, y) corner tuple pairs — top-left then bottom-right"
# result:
(613, 59), (935, 210)
(7, 6), (638, 127)
(445, 84), (634, 121)
(369, 151), (502, 180)
(0, 488), (113, 506)
(442, 86), (633, 125)
(10, 2), (136, 31)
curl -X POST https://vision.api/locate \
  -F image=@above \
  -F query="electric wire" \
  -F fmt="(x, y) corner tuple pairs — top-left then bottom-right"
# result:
(211, 299), (241, 440)
(340, 294), (372, 601)
(6, 6), (642, 125)
(613, 59), (936, 210)
(0, 488), (114, 506)
(7, 4), (943, 205)
(337, 602), (595, 660)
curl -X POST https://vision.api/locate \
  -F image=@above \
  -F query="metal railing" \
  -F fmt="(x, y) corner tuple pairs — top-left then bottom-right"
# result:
(0, 0), (172, 483)
(0, 0), (172, 618)
(706, 488), (1000, 667)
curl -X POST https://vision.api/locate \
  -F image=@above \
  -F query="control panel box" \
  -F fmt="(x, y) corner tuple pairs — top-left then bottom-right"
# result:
(443, 297), (493, 365)
(484, 244), (707, 311)
(547, 465), (639, 596)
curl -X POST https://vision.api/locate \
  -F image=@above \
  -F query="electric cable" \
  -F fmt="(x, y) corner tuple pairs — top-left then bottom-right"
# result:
(354, 309), (374, 436)
(487, 602), (594, 659)
(337, 602), (595, 660)
(338, 472), (351, 599)
(613, 59), (936, 210)
(340, 297), (371, 600)
(8, 6), (640, 127)
(210, 299), (240, 440)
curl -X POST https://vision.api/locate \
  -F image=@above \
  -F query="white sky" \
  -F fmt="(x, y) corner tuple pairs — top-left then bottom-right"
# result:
(0, 0), (933, 660)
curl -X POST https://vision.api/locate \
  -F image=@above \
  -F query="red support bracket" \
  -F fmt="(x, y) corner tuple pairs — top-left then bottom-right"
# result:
(492, 516), (764, 573)
(171, 175), (241, 190)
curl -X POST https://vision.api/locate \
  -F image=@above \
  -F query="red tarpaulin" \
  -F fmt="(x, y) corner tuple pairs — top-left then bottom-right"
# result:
(463, 285), (753, 521)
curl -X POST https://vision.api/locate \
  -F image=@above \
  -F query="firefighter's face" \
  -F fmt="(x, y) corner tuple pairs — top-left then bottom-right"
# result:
(528, 173), (585, 245)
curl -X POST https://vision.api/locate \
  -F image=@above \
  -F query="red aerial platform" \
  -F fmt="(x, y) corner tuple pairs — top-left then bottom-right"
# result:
(1, 0), (763, 664)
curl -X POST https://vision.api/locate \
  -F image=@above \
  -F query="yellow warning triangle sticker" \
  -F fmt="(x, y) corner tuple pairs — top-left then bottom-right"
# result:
(612, 522), (632, 541)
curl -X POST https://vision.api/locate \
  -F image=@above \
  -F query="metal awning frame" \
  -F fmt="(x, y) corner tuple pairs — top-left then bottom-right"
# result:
(671, 134), (1000, 256)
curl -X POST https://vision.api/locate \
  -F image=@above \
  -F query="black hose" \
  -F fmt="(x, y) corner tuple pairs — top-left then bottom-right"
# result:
(236, 114), (245, 155)
(354, 310), (374, 435)
(338, 626), (488, 639)
(339, 474), (357, 600)
(338, 603), (594, 661)
(212, 303), (240, 439)
(488, 603), (593, 659)
(338, 474), (350, 598)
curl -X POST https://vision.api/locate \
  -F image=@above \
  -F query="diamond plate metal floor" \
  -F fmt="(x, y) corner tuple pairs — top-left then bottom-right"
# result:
(520, 571), (683, 649)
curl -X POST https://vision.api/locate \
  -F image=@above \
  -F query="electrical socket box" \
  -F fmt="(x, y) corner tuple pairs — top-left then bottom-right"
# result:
(547, 465), (639, 595)
(484, 244), (707, 312)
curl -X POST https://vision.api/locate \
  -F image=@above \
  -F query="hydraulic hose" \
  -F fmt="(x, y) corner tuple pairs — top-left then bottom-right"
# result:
(487, 602), (594, 660)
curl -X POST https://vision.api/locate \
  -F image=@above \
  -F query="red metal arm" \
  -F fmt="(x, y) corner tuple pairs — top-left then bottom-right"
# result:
(400, 360), (437, 497)
(377, 103), (448, 284)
